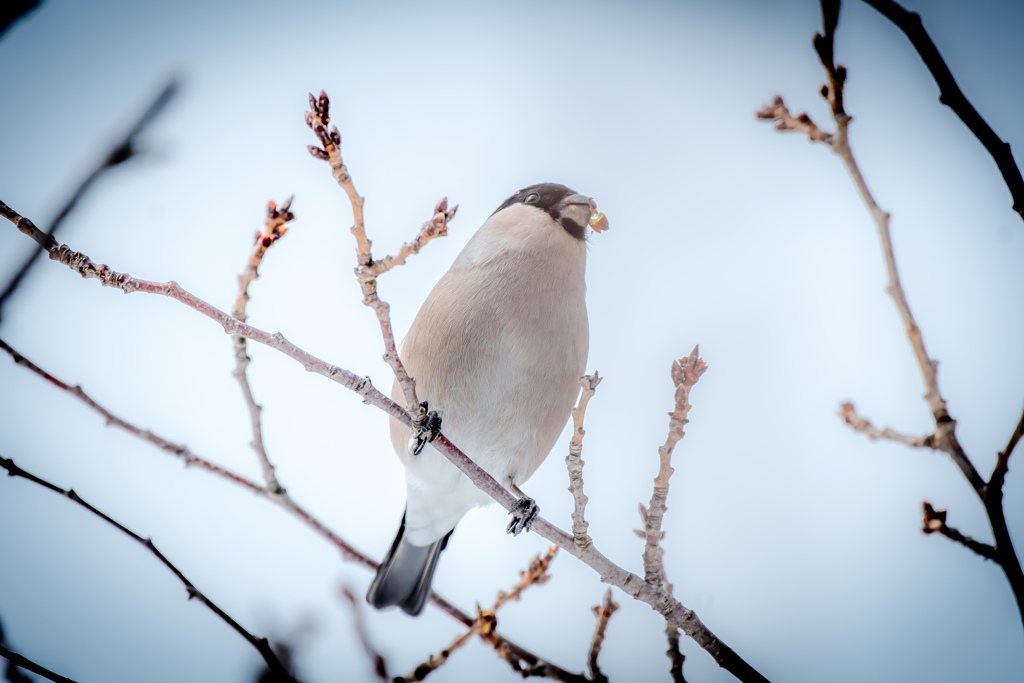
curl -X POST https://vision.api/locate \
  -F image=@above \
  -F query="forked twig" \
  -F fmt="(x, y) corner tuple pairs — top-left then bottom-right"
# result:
(757, 0), (1024, 625)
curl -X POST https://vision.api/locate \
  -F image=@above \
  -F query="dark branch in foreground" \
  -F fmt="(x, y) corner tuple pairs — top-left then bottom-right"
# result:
(0, 455), (297, 682)
(0, 78), (178, 322)
(860, 0), (1024, 222)
(0, 642), (77, 683)
(758, 0), (1024, 628)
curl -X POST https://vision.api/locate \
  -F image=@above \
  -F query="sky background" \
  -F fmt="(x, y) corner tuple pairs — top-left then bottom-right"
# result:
(1, 0), (1023, 681)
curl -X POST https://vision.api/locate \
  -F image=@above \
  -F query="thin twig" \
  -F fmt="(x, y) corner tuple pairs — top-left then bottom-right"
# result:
(838, 402), (936, 449)
(0, 644), (76, 683)
(400, 547), (567, 683)
(757, 0), (1024, 626)
(0, 455), (296, 682)
(304, 90), (456, 417)
(921, 502), (997, 561)
(643, 347), (706, 587)
(2, 208), (768, 682)
(860, 0), (1024, 223)
(339, 586), (388, 681)
(587, 588), (619, 683)
(566, 373), (601, 549)
(0, 339), (574, 681)
(231, 196), (296, 494)
(0, 79), (178, 322)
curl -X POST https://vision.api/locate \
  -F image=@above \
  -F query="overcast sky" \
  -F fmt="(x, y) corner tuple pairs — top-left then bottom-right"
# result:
(1, 0), (1022, 681)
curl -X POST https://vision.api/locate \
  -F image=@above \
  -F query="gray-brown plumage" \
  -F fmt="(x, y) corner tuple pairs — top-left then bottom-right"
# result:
(368, 183), (603, 615)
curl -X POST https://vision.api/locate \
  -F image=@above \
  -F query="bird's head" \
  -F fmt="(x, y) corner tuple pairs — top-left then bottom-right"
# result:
(491, 183), (609, 241)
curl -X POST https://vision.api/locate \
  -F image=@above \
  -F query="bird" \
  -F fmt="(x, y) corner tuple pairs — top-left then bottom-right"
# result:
(366, 182), (607, 616)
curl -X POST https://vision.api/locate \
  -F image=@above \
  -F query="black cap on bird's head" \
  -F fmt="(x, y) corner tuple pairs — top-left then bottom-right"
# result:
(492, 183), (609, 241)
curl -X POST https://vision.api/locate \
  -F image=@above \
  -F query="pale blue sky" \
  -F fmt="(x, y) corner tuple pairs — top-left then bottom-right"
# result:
(1, 1), (1022, 681)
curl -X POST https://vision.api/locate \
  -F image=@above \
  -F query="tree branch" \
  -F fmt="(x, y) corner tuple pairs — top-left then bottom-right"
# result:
(398, 547), (574, 683)
(921, 502), (997, 561)
(757, 0), (1024, 627)
(339, 586), (388, 681)
(304, 90), (456, 418)
(2, 209), (767, 681)
(0, 338), (574, 682)
(0, 455), (296, 682)
(665, 624), (687, 683)
(838, 402), (937, 449)
(0, 80), (179, 322)
(0, 642), (76, 683)
(859, 0), (1024, 223)
(566, 373), (601, 550)
(586, 588), (618, 683)
(643, 347), (706, 587)
(231, 196), (296, 495)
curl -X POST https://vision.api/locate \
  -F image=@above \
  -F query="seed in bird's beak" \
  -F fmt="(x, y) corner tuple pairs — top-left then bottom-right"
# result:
(587, 198), (609, 233)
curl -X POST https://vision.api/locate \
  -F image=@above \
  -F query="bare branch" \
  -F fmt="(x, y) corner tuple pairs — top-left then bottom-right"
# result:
(839, 402), (936, 449)
(0, 80), (179, 322)
(2, 209), (768, 681)
(643, 347), (706, 587)
(0, 642), (76, 683)
(492, 546), (559, 612)
(755, 96), (833, 144)
(587, 588), (619, 683)
(1, 339), (571, 681)
(304, 91), (455, 417)
(860, 0), (1024, 223)
(231, 197), (296, 495)
(990, 404), (1024, 491)
(758, 0), (1023, 625)
(0, 338), (267, 495)
(566, 373), (602, 550)
(0, 456), (296, 682)
(666, 625), (687, 683)
(395, 623), (479, 683)
(339, 586), (388, 681)
(921, 502), (997, 561)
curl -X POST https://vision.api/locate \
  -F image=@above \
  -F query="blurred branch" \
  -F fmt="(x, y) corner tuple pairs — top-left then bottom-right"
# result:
(0, 338), (572, 682)
(231, 196), (296, 495)
(339, 586), (388, 681)
(757, 0), (1024, 627)
(0, 79), (178, 323)
(665, 624), (687, 683)
(0, 455), (297, 682)
(860, 0), (1024, 223)
(566, 373), (601, 549)
(1, 615), (75, 683)
(586, 588), (618, 683)
(921, 502), (997, 561)
(0, 0), (40, 39)
(838, 402), (936, 449)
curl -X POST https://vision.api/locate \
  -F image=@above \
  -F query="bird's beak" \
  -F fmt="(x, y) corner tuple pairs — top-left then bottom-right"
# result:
(561, 193), (610, 234)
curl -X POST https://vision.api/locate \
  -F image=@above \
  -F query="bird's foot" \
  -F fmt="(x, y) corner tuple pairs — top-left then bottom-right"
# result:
(411, 402), (441, 456)
(507, 495), (539, 536)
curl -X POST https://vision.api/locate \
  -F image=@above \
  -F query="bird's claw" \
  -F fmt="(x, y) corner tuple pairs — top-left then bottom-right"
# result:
(507, 496), (539, 536)
(411, 402), (441, 456)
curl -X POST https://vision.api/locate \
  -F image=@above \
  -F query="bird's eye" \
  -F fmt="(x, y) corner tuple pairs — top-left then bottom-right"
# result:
(524, 193), (540, 204)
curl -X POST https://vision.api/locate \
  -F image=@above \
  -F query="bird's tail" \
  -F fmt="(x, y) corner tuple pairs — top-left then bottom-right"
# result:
(366, 513), (452, 616)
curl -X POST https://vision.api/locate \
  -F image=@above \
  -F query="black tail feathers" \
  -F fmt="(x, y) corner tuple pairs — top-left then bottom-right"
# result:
(366, 513), (452, 616)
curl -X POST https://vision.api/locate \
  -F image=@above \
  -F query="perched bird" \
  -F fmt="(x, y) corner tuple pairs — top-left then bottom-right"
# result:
(367, 183), (607, 616)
